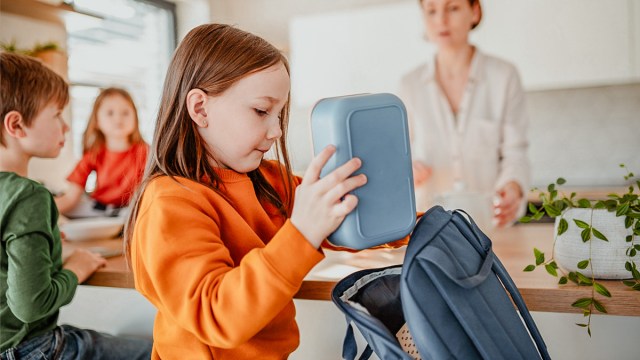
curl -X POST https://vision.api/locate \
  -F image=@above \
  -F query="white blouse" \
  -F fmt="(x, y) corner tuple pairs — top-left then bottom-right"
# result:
(399, 49), (530, 213)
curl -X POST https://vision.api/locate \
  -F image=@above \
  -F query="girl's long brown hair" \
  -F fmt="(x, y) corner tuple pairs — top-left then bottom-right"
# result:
(83, 87), (144, 153)
(124, 24), (295, 258)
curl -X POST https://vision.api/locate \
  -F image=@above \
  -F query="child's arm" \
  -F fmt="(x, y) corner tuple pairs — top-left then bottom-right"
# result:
(132, 179), (325, 349)
(4, 188), (84, 323)
(63, 248), (107, 283)
(54, 182), (84, 213)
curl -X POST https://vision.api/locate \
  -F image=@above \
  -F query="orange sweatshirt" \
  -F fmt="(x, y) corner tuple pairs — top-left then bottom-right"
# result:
(131, 161), (324, 359)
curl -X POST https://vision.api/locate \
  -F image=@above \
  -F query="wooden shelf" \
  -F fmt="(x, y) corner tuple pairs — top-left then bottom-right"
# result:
(0, 0), (75, 25)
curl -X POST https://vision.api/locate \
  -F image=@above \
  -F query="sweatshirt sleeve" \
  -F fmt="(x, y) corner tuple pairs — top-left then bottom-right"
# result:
(4, 189), (77, 323)
(132, 189), (324, 348)
(66, 152), (95, 188)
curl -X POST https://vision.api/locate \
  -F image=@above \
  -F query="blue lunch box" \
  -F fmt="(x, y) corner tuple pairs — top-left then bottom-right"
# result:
(310, 93), (416, 249)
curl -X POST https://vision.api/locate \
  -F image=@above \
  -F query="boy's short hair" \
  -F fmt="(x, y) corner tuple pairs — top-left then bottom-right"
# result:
(0, 51), (69, 146)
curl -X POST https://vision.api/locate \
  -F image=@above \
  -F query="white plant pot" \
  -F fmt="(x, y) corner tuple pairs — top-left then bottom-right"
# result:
(554, 208), (637, 279)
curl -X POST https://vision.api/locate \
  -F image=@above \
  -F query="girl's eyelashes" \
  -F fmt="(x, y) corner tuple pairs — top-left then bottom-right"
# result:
(254, 108), (269, 116)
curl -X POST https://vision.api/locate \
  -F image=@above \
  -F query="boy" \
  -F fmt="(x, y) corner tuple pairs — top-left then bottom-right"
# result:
(0, 52), (152, 359)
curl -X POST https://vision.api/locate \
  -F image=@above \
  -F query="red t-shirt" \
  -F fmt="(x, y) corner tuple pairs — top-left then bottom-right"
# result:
(67, 142), (148, 207)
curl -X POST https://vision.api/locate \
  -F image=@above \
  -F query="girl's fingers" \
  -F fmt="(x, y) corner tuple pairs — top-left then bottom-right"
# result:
(316, 157), (362, 192)
(303, 145), (336, 184)
(333, 194), (359, 217)
(325, 174), (367, 203)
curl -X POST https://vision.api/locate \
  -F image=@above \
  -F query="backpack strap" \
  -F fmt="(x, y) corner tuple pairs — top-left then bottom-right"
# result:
(452, 209), (551, 360)
(342, 319), (374, 360)
(423, 243), (496, 289)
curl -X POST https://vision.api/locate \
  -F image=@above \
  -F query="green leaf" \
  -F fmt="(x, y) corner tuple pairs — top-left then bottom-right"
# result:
(627, 235), (634, 243)
(544, 204), (562, 217)
(528, 203), (538, 214)
(577, 260), (589, 269)
(632, 284), (640, 291)
(533, 212), (544, 221)
(594, 201), (606, 209)
(557, 177), (566, 185)
(622, 280), (636, 287)
(548, 183), (555, 192)
(594, 282), (611, 297)
(626, 216), (634, 228)
(592, 228), (608, 241)
(545, 263), (558, 277)
(568, 272), (579, 284)
(576, 323), (588, 327)
(581, 228), (592, 242)
(571, 298), (592, 309)
(592, 299), (607, 313)
(574, 219), (590, 229)
(617, 202), (630, 217)
(534, 248), (545, 266)
(520, 216), (532, 223)
(558, 276), (568, 284)
(576, 272), (593, 285)
(557, 218), (568, 235)
(523, 264), (536, 272)
(577, 199), (591, 208)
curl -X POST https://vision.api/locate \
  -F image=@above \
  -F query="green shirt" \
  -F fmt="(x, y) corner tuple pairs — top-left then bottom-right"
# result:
(0, 172), (78, 351)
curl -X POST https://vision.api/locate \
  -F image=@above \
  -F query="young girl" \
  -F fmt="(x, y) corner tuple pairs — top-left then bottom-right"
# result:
(56, 88), (148, 218)
(124, 24), (370, 359)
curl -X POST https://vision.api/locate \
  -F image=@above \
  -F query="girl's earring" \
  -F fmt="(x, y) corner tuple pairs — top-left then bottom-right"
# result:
(202, 119), (208, 127)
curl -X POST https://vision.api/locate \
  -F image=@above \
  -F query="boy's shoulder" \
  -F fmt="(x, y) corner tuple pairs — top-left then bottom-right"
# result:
(0, 172), (49, 197)
(0, 172), (53, 224)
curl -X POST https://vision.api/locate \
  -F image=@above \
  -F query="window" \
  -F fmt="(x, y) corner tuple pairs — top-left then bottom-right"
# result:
(64, 0), (176, 157)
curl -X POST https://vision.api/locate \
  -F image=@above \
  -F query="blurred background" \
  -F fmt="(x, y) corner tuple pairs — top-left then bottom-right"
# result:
(2, 1), (639, 359)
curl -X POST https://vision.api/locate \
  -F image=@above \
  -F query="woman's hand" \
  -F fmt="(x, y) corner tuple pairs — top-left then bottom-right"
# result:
(291, 145), (367, 248)
(63, 248), (107, 283)
(494, 181), (523, 227)
(412, 160), (432, 186)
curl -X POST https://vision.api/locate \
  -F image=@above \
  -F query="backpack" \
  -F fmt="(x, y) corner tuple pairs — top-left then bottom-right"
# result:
(331, 206), (551, 360)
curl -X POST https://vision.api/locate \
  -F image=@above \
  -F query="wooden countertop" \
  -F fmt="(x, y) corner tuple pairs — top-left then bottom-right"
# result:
(66, 223), (640, 316)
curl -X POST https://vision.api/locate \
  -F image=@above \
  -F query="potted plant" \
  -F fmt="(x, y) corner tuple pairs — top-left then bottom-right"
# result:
(520, 164), (640, 336)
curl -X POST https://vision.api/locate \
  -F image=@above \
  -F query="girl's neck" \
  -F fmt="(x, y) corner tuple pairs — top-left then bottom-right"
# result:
(105, 137), (132, 152)
(436, 45), (475, 79)
(0, 148), (29, 177)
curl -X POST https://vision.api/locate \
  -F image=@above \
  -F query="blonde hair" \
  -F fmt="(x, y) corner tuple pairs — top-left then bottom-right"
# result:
(0, 52), (69, 146)
(83, 87), (144, 153)
(124, 24), (295, 255)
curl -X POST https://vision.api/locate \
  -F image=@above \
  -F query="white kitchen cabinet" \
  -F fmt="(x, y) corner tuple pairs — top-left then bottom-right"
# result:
(290, 0), (639, 105)
(472, 0), (638, 90)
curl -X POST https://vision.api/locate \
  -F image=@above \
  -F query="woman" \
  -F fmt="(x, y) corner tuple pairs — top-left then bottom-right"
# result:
(399, 0), (530, 226)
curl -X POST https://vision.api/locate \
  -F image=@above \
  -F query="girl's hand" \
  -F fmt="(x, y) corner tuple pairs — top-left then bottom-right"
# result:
(63, 248), (107, 283)
(412, 160), (432, 186)
(291, 145), (367, 248)
(494, 181), (523, 227)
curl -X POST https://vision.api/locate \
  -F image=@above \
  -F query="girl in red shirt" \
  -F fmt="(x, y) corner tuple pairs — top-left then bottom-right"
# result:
(56, 88), (148, 218)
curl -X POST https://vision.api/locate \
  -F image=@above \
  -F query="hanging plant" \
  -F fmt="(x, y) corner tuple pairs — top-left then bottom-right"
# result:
(520, 164), (640, 336)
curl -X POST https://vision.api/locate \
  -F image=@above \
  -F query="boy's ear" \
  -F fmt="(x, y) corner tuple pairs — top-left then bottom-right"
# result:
(186, 89), (209, 128)
(3, 111), (27, 139)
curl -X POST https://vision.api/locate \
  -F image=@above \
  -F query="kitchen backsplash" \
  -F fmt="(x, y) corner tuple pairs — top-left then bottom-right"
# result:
(526, 83), (640, 188)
